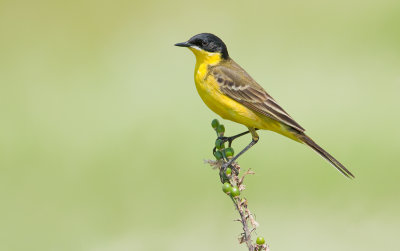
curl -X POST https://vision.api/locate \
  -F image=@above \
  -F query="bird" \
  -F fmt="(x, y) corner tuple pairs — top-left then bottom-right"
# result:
(175, 33), (354, 178)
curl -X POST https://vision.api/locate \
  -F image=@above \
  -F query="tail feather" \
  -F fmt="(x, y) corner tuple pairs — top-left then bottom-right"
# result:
(299, 134), (355, 179)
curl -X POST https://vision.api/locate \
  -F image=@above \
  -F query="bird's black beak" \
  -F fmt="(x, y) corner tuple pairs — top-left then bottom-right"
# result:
(174, 41), (191, 47)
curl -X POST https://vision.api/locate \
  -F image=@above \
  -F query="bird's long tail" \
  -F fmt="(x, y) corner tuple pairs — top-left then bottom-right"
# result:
(299, 134), (355, 179)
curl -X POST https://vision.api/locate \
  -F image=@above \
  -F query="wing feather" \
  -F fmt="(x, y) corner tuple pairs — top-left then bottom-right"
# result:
(210, 61), (305, 132)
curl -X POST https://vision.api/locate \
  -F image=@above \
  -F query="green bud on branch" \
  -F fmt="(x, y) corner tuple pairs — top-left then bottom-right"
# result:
(230, 186), (240, 197)
(256, 236), (265, 245)
(214, 150), (223, 160)
(215, 139), (225, 150)
(222, 182), (232, 194)
(225, 147), (234, 158)
(217, 124), (225, 136)
(211, 119), (220, 129)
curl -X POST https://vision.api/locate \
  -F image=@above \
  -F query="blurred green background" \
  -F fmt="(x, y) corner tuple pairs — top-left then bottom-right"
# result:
(1, 0), (399, 250)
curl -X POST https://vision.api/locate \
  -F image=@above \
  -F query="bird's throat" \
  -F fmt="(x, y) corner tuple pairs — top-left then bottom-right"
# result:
(189, 48), (222, 82)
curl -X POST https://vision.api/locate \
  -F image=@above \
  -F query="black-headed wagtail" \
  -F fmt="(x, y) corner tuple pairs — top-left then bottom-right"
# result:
(175, 33), (354, 178)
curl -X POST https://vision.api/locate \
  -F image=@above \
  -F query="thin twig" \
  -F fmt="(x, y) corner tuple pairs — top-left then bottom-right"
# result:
(205, 159), (268, 251)
(232, 196), (255, 251)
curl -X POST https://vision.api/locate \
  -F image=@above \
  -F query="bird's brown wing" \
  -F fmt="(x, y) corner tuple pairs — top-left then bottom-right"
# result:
(209, 61), (305, 132)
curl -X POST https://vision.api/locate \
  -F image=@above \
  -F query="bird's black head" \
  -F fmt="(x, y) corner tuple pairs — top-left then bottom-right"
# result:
(175, 33), (229, 59)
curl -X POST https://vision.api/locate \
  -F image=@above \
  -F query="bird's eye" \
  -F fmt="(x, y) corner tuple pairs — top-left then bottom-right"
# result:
(202, 41), (208, 47)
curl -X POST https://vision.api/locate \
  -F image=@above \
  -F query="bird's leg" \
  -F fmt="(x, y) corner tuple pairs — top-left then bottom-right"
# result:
(213, 129), (259, 154)
(222, 128), (259, 174)
(218, 128), (259, 147)
(213, 130), (250, 154)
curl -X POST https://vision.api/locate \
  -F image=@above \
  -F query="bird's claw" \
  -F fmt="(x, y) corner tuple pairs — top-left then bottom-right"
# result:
(218, 136), (234, 147)
(221, 161), (239, 175)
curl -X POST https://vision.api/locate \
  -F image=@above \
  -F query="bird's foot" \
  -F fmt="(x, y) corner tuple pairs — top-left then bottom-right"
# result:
(213, 136), (232, 154)
(217, 136), (234, 147)
(221, 161), (239, 175)
(219, 161), (238, 183)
